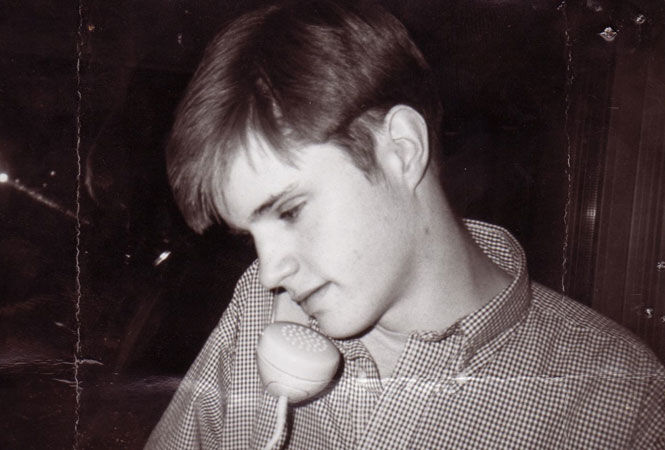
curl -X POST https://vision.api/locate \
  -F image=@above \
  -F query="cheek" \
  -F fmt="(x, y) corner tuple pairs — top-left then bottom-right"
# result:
(303, 184), (394, 270)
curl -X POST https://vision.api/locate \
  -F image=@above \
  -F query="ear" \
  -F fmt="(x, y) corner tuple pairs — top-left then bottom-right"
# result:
(379, 105), (429, 191)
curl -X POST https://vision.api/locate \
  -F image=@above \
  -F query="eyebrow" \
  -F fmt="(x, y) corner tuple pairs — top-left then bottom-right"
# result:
(249, 183), (298, 222)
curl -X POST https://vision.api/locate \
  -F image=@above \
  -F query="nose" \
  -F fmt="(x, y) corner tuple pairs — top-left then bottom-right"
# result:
(256, 237), (299, 290)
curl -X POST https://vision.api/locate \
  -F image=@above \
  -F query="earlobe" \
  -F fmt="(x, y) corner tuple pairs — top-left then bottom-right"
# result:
(383, 105), (429, 190)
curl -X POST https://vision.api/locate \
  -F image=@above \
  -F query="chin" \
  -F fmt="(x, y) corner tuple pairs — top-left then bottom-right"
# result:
(316, 315), (371, 340)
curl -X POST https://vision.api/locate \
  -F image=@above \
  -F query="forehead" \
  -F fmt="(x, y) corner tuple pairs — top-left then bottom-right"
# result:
(214, 133), (365, 230)
(214, 133), (304, 225)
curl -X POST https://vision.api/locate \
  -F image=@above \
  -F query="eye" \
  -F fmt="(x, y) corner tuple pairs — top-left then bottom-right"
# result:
(278, 202), (305, 222)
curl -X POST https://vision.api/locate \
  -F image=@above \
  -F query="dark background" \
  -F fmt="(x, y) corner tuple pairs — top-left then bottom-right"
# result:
(1, 0), (664, 448)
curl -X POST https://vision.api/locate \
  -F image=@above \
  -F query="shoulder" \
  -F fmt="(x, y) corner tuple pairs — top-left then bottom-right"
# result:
(145, 260), (269, 449)
(222, 260), (273, 321)
(525, 282), (664, 377)
(211, 259), (273, 355)
(231, 259), (263, 301)
(185, 259), (269, 380)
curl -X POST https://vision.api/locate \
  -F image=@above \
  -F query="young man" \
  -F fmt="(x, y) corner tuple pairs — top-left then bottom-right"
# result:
(147, 0), (665, 448)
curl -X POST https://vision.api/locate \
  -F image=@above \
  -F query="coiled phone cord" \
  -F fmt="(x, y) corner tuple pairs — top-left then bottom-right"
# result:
(262, 395), (288, 450)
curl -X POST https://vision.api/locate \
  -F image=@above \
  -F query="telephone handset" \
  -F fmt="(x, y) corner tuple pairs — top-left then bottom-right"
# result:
(256, 321), (340, 403)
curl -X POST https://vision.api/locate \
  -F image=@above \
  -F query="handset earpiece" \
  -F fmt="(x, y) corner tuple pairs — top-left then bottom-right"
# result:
(256, 321), (340, 403)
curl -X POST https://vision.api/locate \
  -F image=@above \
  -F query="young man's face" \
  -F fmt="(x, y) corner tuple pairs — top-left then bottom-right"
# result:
(218, 134), (419, 339)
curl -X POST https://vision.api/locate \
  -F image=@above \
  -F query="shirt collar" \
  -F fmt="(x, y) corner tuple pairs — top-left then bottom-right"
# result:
(318, 220), (532, 366)
(452, 219), (531, 368)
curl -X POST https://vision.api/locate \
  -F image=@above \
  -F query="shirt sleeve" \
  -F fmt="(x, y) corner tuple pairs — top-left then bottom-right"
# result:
(144, 266), (250, 450)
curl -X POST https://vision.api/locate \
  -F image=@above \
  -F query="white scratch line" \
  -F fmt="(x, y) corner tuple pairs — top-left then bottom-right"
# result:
(73, 1), (84, 448)
(54, 378), (79, 386)
(560, 1), (574, 295)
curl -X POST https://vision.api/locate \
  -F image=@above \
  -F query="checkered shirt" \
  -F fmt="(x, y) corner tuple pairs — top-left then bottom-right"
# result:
(145, 220), (665, 449)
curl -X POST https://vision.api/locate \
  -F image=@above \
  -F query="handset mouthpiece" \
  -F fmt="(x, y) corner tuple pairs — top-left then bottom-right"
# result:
(256, 322), (340, 403)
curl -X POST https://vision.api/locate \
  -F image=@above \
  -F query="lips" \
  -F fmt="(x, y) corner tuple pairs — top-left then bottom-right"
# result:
(292, 283), (328, 311)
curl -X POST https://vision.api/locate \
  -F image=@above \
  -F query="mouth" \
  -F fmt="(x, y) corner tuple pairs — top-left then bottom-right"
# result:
(292, 283), (328, 309)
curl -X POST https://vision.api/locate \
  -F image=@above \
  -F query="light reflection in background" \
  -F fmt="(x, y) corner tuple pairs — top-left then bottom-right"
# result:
(0, 170), (89, 225)
(585, 204), (597, 223)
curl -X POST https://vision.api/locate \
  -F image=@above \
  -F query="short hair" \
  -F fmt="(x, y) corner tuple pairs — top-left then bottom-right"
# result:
(167, 0), (443, 233)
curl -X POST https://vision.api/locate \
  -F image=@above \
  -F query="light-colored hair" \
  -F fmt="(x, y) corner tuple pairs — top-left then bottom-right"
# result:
(167, 0), (443, 233)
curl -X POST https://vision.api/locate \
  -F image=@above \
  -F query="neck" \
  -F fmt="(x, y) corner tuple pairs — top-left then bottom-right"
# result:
(379, 183), (511, 334)
(360, 324), (408, 379)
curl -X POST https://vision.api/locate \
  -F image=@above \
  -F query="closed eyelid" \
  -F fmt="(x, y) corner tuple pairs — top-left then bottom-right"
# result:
(277, 203), (303, 220)
(277, 197), (305, 213)
(279, 196), (309, 218)
(250, 183), (298, 221)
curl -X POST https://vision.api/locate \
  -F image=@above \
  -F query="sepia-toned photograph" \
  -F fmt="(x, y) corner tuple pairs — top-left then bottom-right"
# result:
(1, 0), (664, 448)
